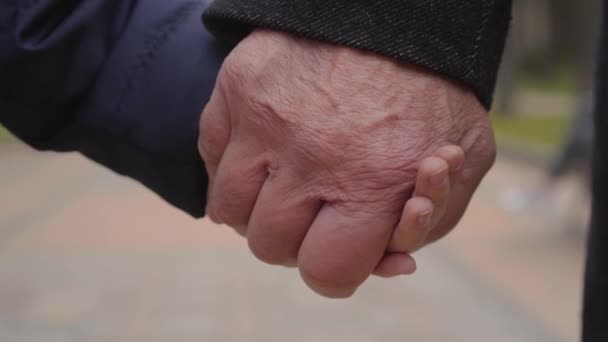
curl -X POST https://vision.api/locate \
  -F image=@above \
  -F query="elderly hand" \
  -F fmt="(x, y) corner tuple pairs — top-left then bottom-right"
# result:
(198, 30), (496, 297)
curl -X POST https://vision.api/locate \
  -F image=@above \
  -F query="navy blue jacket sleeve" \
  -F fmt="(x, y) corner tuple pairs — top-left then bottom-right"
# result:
(0, 0), (231, 217)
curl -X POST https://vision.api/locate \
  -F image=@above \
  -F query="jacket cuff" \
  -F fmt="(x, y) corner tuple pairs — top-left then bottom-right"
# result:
(202, 0), (512, 110)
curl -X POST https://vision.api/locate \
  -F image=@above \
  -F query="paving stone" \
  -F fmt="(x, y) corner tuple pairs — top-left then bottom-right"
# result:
(0, 145), (583, 342)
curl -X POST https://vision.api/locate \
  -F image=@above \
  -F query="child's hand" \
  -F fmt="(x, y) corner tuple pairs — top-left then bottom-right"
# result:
(373, 145), (465, 278)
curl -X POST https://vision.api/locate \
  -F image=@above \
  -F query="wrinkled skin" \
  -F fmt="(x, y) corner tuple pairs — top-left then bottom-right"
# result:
(198, 30), (496, 298)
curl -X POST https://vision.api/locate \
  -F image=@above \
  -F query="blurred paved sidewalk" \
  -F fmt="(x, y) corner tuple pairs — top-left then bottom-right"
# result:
(0, 144), (585, 342)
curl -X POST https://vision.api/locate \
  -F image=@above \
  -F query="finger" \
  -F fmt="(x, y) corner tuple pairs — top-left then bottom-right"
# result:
(411, 145), (464, 245)
(425, 141), (493, 246)
(413, 157), (451, 232)
(425, 165), (484, 245)
(298, 203), (398, 298)
(247, 173), (322, 266)
(387, 197), (434, 252)
(198, 89), (231, 210)
(387, 157), (449, 253)
(373, 253), (417, 278)
(206, 142), (267, 229)
(387, 148), (463, 253)
(433, 145), (465, 181)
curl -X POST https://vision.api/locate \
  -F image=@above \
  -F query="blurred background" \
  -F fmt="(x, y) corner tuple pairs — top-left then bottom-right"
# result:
(0, 1), (601, 341)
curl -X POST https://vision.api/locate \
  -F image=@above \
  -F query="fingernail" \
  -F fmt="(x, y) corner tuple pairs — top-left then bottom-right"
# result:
(454, 159), (465, 172)
(418, 210), (433, 227)
(429, 169), (447, 186)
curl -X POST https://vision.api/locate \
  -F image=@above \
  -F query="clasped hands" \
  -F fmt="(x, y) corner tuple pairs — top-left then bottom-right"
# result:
(198, 31), (496, 298)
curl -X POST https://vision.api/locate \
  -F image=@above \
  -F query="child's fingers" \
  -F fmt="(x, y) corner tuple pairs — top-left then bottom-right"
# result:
(419, 145), (465, 245)
(372, 253), (417, 278)
(433, 145), (465, 181)
(413, 156), (451, 225)
(385, 146), (464, 256)
(387, 197), (434, 252)
(380, 197), (432, 276)
(413, 147), (464, 229)
(387, 157), (450, 254)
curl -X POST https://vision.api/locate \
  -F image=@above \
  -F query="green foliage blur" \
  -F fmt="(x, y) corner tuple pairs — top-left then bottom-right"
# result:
(491, 113), (567, 153)
(491, 0), (601, 155)
(0, 125), (11, 142)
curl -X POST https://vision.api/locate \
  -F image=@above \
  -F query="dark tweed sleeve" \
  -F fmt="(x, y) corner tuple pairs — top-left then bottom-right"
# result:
(202, 0), (512, 109)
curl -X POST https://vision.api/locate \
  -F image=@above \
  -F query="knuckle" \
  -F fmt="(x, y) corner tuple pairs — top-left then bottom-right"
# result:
(219, 52), (255, 94)
(208, 178), (243, 223)
(197, 135), (218, 165)
(220, 53), (244, 82)
(210, 187), (246, 226)
(198, 110), (216, 138)
(198, 120), (228, 166)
